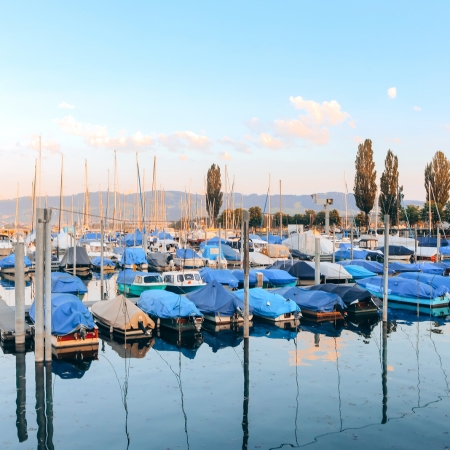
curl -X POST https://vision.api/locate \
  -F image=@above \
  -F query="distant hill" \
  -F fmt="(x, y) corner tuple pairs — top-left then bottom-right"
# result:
(0, 190), (424, 227)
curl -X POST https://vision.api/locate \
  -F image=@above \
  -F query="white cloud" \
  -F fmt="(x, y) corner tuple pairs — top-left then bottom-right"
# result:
(220, 136), (251, 154)
(260, 133), (285, 150)
(275, 119), (329, 145)
(413, 106), (421, 111)
(246, 117), (265, 132)
(348, 120), (356, 129)
(289, 96), (350, 125)
(54, 115), (153, 150)
(29, 134), (60, 154)
(219, 151), (232, 161)
(58, 101), (75, 109)
(387, 87), (397, 99)
(159, 131), (212, 152)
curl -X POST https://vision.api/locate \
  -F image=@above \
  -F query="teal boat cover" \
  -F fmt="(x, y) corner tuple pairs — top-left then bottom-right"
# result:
(343, 265), (377, 279)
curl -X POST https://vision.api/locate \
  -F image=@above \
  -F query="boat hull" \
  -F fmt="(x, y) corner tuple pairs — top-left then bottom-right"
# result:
(367, 290), (450, 309)
(51, 328), (99, 349)
(152, 316), (203, 332)
(202, 314), (253, 324)
(117, 283), (166, 296)
(165, 284), (205, 294)
(254, 312), (300, 323)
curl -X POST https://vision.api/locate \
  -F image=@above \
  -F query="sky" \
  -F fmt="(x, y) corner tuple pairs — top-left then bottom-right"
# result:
(1, 1), (449, 201)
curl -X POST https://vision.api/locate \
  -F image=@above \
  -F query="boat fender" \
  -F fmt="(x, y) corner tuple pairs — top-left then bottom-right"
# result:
(80, 328), (87, 340)
(138, 320), (150, 335)
(236, 307), (244, 317)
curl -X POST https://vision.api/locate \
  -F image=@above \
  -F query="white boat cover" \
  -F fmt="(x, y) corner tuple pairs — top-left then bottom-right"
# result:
(283, 232), (335, 255)
(52, 232), (75, 250)
(264, 244), (290, 258)
(249, 251), (273, 266)
(305, 261), (352, 280)
(91, 295), (155, 331)
(406, 246), (437, 257)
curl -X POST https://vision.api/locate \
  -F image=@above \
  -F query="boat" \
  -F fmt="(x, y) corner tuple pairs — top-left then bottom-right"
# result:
(91, 256), (116, 273)
(162, 270), (206, 294)
(116, 269), (166, 296)
(268, 260), (320, 285)
(221, 244), (241, 266)
(29, 293), (98, 352)
(234, 288), (300, 323)
(275, 286), (345, 321)
(85, 241), (116, 260)
(376, 245), (414, 262)
(260, 243), (291, 261)
(51, 272), (88, 298)
(174, 248), (204, 269)
(308, 284), (381, 315)
(147, 251), (173, 272)
(231, 269), (269, 288)
(256, 269), (297, 288)
(123, 229), (143, 247)
(398, 272), (450, 291)
(200, 245), (227, 268)
(357, 276), (450, 309)
(137, 290), (203, 332)
(249, 251), (273, 267)
(59, 246), (92, 276)
(187, 280), (252, 324)
(0, 253), (33, 275)
(304, 261), (352, 284)
(0, 233), (13, 257)
(339, 259), (393, 275)
(120, 247), (148, 270)
(389, 262), (445, 276)
(199, 267), (239, 289)
(341, 265), (377, 280)
(91, 294), (155, 338)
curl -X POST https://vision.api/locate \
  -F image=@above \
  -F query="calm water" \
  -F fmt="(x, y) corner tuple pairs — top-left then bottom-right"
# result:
(0, 274), (450, 449)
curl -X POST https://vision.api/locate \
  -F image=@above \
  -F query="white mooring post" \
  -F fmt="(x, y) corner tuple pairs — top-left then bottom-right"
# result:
(383, 214), (390, 323)
(14, 242), (26, 351)
(100, 219), (105, 299)
(314, 237), (321, 285)
(34, 209), (45, 363)
(44, 208), (52, 362)
(243, 211), (250, 339)
(414, 225), (418, 264)
(436, 227), (441, 263)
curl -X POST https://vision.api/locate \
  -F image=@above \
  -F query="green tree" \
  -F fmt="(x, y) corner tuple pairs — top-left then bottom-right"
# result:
(424, 151), (450, 210)
(353, 212), (366, 228)
(206, 164), (223, 226)
(313, 211), (325, 227)
(420, 201), (442, 227)
(379, 149), (402, 225)
(400, 205), (421, 226)
(329, 209), (342, 226)
(249, 206), (262, 228)
(354, 139), (377, 229)
(218, 209), (233, 226)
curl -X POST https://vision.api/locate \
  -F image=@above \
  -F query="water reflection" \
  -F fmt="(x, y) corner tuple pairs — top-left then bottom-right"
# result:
(15, 353), (27, 443)
(101, 334), (155, 359)
(153, 330), (203, 360)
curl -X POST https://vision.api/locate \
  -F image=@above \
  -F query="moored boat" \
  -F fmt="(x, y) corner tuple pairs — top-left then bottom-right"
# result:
(116, 269), (166, 296)
(91, 256), (116, 273)
(0, 253), (33, 275)
(162, 270), (206, 294)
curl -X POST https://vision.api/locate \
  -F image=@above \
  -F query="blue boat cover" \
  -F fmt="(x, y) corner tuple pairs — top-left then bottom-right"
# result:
(398, 272), (450, 291)
(158, 232), (173, 240)
(187, 280), (250, 315)
(138, 290), (202, 318)
(79, 233), (102, 244)
(124, 229), (143, 247)
(257, 269), (297, 285)
(221, 244), (241, 261)
(202, 329), (243, 352)
(0, 253), (32, 269)
(308, 283), (380, 307)
(202, 245), (225, 261)
(339, 242), (352, 250)
(388, 262), (444, 275)
(176, 248), (202, 259)
(343, 265), (377, 279)
(231, 269), (269, 287)
(260, 233), (282, 244)
(121, 248), (147, 265)
(117, 269), (159, 285)
(29, 293), (96, 336)
(339, 259), (394, 275)
(439, 246), (450, 255)
(51, 272), (88, 294)
(249, 234), (262, 240)
(199, 268), (239, 288)
(376, 245), (414, 256)
(250, 322), (298, 341)
(418, 236), (450, 247)
(199, 237), (228, 248)
(275, 287), (345, 312)
(235, 288), (300, 318)
(334, 249), (369, 261)
(91, 257), (115, 267)
(357, 276), (448, 299)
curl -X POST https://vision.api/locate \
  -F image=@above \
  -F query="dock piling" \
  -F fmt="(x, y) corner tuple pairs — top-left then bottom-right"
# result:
(314, 238), (320, 285)
(15, 352), (27, 442)
(100, 219), (104, 299)
(383, 214), (389, 322)
(14, 242), (26, 351)
(35, 209), (45, 363)
(44, 208), (52, 362)
(350, 222), (354, 260)
(243, 211), (250, 339)
(436, 226), (440, 263)
(414, 225), (418, 264)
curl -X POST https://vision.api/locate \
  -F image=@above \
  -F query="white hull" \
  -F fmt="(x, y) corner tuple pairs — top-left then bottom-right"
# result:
(203, 314), (253, 324)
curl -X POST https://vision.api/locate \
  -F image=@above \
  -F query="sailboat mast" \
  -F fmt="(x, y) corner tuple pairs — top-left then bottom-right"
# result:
(14, 184), (19, 238)
(84, 160), (89, 229)
(268, 174), (271, 235)
(58, 154), (64, 233)
(38, 135), (42, 209)
(279, 179), (282, 239)
(113, 150), (117, 231)
(32, 159), (37, 232)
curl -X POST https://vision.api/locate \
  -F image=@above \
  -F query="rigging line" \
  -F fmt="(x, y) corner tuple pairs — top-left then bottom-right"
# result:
(427, 328), (450, 396)
(333, 337), (343, 432)
(293, 336), (299, 447)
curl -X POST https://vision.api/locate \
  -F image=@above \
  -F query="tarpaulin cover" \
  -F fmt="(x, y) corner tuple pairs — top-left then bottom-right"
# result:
(175, 248), (202, 259)
(221, 244), (241, 261)
(199, 268), (239, 288)
(91, 257), (115, 267)
(339, 243), (352, 250)
(146, 252), (170, 271)
(116, 269), (154, 285)
(138, 290), (202, 318)
(357, 276), (449, 299)
(124, 229), (143, 247)
(29, 293), (96, 336)
(274, 287), (345, 312)
(60, 247), (92, 267)
(0, 253), (32, 269)
(158, 232), (173, 240)
(308, 283), (380, 307)
(305, 261), (352, 279)
(231, 269), (269, 287)
(289, 249), (312, 260)
(249, 234), (262, 240)
(334, 249), (369, 261)
(268, 260), (317, 281)
(79, 233), (102, 244)
(187, 280), (249, 315)
(51, 272), (88, 294)
(235, 288), (300, 318)
(376, 245), (414, 256)
(202, 329), (243, 352)
(388, 262), (444, 275)
(121, 248), (147, 265)
(342, 265), (377, 279)
(258, 269), (297, 285)
(91, 294), (155, 331)
(52, 360), (92, 379)
(418, 236), (450, 247)
(339, 259), (394, 275)
(439, 246), (450, 255)
(202, 245), (225, 261)
(250, 322), (298, 341)
(398, 272), (450, 291)
(260, 233), (282, 244)
(199, 237), (228, 248)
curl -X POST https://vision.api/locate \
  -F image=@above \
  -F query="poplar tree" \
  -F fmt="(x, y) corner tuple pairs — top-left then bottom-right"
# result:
(354, 139), (377, 229)
(424, 151), (450, 210)
(206, 164), (223, 226)
(379, 149), (402, 225)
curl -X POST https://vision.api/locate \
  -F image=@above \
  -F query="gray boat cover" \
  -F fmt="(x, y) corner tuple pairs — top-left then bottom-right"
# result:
(60, 246), (92, 267)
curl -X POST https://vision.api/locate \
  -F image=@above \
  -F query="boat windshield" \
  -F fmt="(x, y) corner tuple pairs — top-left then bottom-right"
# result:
(184, 274), (194, 281)
(177, 274), (184, 282)
(194, 273), (200, 281)
(144, 275), (162, 283)
(164, 275), (174, 283)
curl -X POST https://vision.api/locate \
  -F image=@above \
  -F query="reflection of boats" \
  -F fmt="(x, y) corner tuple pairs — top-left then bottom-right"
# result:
(300, 319), (344, 338)
(187, 280), (252, 324)
(202, 327), (243, 352)
(137, 290), (203, 332)
(52, 357), (94, 379)
(91, 294), (155, 338)
(345, 315), (380, 338)
(116, 269), (166, 296)
(29, 293), (98, 352)
(250, 321), (299, 341)
(101, 334), (155, 359)
(153, 330), (203, 360)
(0, 273), (32, 288)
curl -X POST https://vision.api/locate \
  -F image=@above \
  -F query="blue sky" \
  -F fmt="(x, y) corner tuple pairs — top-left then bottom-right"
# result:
(1, 1), (449, 201)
